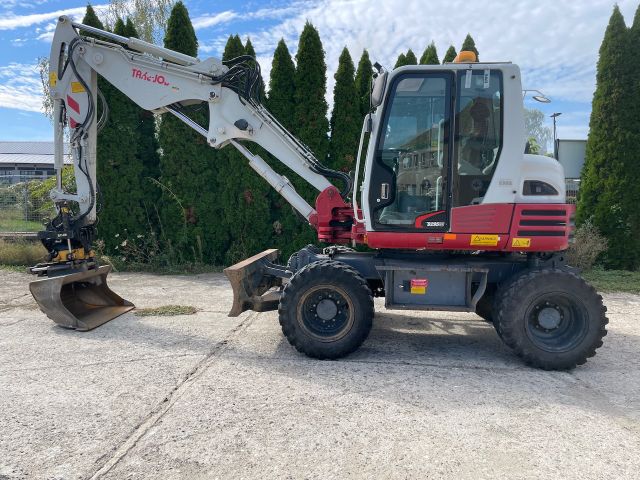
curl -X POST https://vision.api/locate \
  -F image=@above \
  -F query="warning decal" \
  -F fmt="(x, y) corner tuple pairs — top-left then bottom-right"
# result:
(470, 234), (499, 247)
(511, 237), (531, 248)
(410, 279), (428, 295)
(71, 81), (85, 93)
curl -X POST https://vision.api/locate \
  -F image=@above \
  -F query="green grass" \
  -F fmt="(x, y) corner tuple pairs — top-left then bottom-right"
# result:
(102, 256), (222, 275)
(0, 239), (47, 266)
(0, 264), (29, 273)
(0, 209), (43, 232)
(134, 305), (198, 316)
(583, 268), (640, 294)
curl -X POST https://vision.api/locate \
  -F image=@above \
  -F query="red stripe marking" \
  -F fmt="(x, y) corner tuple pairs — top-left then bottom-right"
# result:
(69, 118), (78, 129)
(66, 95), (80, 114)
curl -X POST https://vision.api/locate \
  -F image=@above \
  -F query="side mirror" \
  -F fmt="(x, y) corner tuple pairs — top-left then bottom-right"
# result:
(371, 71), (388, 109)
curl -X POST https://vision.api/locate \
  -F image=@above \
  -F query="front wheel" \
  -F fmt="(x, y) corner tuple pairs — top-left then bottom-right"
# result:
(278, 260), (374, 359)
(494, 269), (607, 370)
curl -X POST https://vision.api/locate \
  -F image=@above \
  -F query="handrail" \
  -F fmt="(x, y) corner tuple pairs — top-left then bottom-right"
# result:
(352, 115), (370, 223)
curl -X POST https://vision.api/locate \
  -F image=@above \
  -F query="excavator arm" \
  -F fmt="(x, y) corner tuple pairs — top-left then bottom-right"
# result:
(47, 16), (351, 227)
(30, 16), (356, 330)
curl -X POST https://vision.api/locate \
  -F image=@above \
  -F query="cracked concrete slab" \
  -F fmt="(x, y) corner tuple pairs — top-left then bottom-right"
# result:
(0, 270), (639, 479)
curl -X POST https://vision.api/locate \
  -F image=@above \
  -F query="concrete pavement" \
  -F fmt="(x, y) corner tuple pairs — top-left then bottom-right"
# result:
(1, 270), (639, 479)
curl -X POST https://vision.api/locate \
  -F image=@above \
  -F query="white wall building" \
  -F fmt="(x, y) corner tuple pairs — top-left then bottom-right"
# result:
(0, 141), (70, 184)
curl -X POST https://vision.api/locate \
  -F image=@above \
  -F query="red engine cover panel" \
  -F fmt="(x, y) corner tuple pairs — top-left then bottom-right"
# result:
(450, 204), (514, 233)
(365, 203), (574, 253)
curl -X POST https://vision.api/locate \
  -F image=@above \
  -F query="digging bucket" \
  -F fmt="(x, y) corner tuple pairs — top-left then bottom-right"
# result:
(29, 265), (134, 331)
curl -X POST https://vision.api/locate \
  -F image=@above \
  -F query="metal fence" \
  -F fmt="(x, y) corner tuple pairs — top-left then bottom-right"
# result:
(565, 178), (580, 204)
(0, 175), (53, 235)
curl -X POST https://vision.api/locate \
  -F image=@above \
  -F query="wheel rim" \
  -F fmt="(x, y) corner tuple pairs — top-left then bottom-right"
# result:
(297, 284), (354, 342)
(524, 293), (589, 353)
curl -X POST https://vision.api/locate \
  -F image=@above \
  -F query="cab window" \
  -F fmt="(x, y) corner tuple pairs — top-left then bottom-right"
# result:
(373, 73), (451, 227)
(452, 70), (503, 206)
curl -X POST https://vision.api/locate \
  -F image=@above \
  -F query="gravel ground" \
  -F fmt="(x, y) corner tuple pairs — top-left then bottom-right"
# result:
(0, 269), (639, 480)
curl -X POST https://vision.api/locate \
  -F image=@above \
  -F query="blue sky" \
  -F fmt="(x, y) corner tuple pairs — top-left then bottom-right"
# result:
(0, 0), (638, 144)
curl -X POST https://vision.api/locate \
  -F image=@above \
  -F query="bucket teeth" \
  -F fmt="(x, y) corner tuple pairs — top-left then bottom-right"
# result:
(29, 265), (134, 331)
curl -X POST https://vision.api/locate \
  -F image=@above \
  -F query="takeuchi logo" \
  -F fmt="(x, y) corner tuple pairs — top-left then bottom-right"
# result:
(131, 68), (170, 86)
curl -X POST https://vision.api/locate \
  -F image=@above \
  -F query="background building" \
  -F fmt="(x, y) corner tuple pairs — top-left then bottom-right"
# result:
(0, 141), (70, 185)
(556, 139), (587, 203)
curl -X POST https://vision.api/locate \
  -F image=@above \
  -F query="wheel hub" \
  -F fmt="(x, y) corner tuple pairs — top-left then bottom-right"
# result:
(316, 298), (338, 320)
(299, 286), (353, 341)
(537, 306), (562, 330)
(525, 294), (589, 354)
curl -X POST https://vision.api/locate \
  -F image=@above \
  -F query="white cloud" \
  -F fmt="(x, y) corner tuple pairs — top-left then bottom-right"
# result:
(0, 63), (43, 113)
(196, 0), (638, 116)
(35, 21), (56, 42)
(192, 10), (238, 30)
(0, 6), (87, 30)
(1, 0), (50, 11)
(193, 2), (311, 31)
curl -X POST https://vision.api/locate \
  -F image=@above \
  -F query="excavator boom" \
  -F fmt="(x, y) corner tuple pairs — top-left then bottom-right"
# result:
(31, 16), (352, 329)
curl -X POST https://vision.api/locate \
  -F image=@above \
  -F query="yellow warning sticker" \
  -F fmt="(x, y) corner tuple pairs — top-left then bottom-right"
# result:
(470, 234), (499, 247)
(512, 237), (531, 248)
(49, 72), (57, 87)
(410, 279), (428, 295)
(71, 81), (85, 93)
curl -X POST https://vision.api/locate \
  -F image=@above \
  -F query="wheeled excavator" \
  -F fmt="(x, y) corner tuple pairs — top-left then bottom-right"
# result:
(29, 16), (608, 370)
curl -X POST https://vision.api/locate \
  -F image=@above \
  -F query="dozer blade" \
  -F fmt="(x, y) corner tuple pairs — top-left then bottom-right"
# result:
(224, 249), (283, 317)
(29, 265), (134, 331)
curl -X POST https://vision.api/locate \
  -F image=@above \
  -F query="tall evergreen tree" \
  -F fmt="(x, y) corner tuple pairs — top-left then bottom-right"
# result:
(442, 45), (457, 63)
(124, 18), (161, 214)
(354, 49), (372, 117)
(404, 49), (418, 65)
(291, 22), (330, 249)
(82, 4), (102, 33)
(461, 34), (479, 60)
(328, 47), (359, 173)
(294, 22), (330, 162)
(267, 39), (296, 129)
(214, 35), (274, 264)
(244, 37), (266, 99)
(80, 9), (146, 249)
(577, 6), (639, 269)
(265, 39), (306, 259)
(157, 1), (222, 263)
(420, 42), (440, 64)
(394, 52), (407, 68)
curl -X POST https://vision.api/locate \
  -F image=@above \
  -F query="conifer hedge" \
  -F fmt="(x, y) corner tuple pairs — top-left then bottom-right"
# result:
(577, 5), (640, 270)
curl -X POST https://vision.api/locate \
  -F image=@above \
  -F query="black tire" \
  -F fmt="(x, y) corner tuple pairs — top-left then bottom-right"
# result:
(278, 260), (374, 359)
(494, 268), (608, 370)
(475, 293), (494, 323)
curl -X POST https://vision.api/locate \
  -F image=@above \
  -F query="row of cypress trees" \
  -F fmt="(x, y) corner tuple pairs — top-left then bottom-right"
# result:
(81, 7), (160, 252)
(394, 34), (479, 68)
(82, 2), (484, 266)
(577, 5), (640, 270)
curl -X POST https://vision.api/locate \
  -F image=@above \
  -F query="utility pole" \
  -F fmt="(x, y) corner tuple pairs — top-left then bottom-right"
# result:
(551, 112), (562, 159)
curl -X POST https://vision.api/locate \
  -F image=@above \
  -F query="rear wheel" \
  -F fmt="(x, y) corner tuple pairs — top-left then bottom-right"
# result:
(278, 260), (373, 359)
(494, 269), (607, 370)
(475, 292), (494, 323)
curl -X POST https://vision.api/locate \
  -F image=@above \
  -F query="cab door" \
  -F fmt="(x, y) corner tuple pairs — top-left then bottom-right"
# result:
(368, 72), (453, 232)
